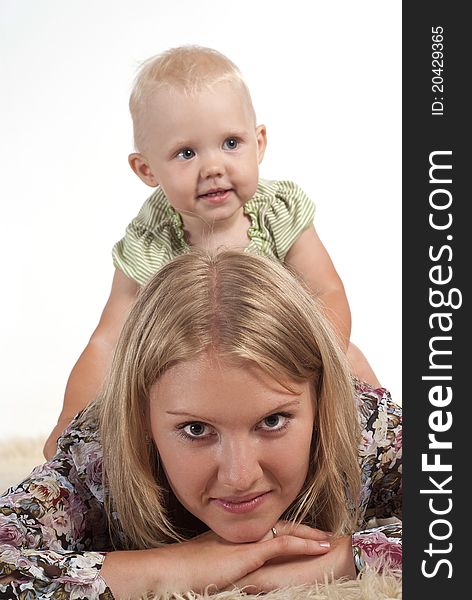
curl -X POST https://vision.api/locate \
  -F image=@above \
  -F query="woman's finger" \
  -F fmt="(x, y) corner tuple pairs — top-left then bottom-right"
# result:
(260, 520), (333, 542)
(234, 534), (355, 593)
(246, 534), (331, 569)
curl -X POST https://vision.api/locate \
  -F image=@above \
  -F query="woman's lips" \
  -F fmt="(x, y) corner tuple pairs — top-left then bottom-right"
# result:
(211, 492), (270, 514)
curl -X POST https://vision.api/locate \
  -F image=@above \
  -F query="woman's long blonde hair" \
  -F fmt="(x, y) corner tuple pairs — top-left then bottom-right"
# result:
(97, 251), (361, 549)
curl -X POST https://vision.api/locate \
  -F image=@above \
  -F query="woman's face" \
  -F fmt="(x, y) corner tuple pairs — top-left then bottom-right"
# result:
(150, 353), (315, 543)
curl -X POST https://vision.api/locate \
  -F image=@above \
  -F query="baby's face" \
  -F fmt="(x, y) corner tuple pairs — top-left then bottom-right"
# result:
(131, 82), (266, 226)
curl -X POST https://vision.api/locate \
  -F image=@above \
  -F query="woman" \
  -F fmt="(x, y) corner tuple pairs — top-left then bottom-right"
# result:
(0, 251), (402, 599)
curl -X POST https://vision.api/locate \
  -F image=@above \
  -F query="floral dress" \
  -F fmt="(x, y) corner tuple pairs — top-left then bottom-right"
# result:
(0, 382), (402, 599)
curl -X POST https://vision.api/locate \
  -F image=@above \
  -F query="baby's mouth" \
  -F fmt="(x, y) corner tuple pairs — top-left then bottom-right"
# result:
(198, 188), (231, 199)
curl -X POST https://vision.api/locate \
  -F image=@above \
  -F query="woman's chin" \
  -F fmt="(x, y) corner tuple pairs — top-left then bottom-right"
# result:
(213, 522), (272, 544)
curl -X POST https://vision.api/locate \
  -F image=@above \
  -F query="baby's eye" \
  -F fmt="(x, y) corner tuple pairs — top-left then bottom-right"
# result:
(177, 148), (195, 160)
(258, 413), (290, 432)
(223, 137), (239, 150)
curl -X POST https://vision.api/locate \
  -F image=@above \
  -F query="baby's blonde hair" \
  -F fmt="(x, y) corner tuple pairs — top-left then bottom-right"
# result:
(96, 250), (361, 550)
(129, 45), (256, 151)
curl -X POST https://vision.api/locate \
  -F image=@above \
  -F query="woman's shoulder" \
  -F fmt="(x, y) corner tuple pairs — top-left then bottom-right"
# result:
(55, 410), (104, 502)
(354, 378), (402, 470)
(354, 379), (402, 426)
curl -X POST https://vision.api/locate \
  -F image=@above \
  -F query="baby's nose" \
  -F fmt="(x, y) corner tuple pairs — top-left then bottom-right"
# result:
(200, 156), (225, 179)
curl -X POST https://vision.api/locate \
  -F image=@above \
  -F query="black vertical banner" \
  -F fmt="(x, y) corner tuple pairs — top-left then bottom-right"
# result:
(403, 2), (469, 597)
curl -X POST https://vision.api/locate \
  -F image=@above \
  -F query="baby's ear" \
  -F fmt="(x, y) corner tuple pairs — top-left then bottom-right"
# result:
(128, 153), (159, 187)
(255, 125), (267, 164)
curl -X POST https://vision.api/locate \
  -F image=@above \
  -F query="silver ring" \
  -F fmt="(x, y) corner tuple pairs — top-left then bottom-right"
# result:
(271, 526), (277, 538)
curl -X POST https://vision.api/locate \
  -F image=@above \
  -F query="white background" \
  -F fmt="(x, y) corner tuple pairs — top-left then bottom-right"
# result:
(0, 0), (401, 440)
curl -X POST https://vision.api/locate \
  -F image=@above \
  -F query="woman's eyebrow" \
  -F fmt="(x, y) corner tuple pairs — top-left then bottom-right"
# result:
(165, 409), (209, 419)
(165, 398), (302, 419)
(259, 398), (302, 416)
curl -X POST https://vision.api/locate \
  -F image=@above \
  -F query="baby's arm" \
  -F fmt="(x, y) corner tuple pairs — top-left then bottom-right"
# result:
(285, 224), (351, 350)
(43, 268), (139, 459)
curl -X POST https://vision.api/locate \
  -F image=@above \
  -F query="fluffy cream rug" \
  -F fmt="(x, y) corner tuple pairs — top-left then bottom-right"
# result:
(0, 439), (401, 599)
(0, 436), (46, 494)
(150, 566), (402, 600)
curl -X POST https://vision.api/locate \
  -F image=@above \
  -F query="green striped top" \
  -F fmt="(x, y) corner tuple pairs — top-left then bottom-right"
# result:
(112, 179), (315, 286)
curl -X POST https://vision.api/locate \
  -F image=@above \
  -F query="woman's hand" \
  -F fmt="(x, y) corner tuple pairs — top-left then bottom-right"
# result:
(232, 534), (356, 593)
(100, 522), (332, 599)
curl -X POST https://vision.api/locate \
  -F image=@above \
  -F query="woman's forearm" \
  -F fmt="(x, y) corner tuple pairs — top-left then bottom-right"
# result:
(100, 528), (335, 599)
(101, 549), (168, 599)
(0, 545), (111, 599)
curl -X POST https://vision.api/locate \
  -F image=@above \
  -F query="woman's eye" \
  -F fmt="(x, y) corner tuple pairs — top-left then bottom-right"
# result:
(223, 137), (239, 150)
(259, 414), (289, 431)
(177, 148), (195, 160)
(182, 422), (208, 437)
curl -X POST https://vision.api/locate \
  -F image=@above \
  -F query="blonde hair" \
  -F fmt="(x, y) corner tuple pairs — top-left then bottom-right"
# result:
(129, 45), (256, 151)
(97, 251), (361, 549)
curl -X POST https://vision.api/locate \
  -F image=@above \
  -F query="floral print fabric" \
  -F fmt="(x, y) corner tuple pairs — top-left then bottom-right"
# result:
(352, 380), (402, 572)
(0, 382), (402, 598)
(0, 414), (112, 599)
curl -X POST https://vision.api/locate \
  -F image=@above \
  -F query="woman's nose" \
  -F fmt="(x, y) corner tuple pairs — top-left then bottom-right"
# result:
(217, 438), (263, 491)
